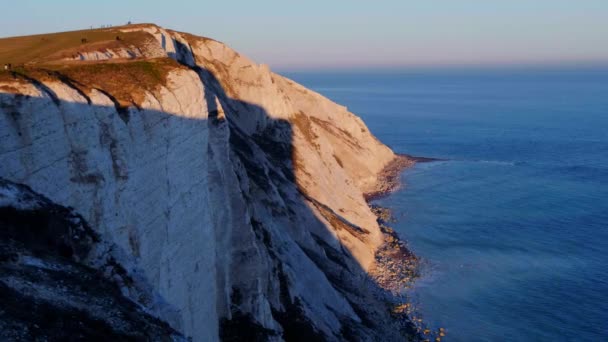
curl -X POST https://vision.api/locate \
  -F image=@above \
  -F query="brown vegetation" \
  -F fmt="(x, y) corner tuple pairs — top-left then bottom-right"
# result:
(0, 27), (154, 66)
(292, 111), (320, 150)
(310, 116), (362, 149)
(1, 58), (184, 108)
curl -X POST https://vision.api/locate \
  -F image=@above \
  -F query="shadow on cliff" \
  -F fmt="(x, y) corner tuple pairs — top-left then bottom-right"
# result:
(0, 65), (419, 341)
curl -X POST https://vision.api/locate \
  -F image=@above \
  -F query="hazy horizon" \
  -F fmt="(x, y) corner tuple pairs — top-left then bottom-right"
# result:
(2, 0), (607, 70)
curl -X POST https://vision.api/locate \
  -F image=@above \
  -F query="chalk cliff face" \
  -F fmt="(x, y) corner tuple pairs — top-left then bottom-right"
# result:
(0, 24), (415, 341)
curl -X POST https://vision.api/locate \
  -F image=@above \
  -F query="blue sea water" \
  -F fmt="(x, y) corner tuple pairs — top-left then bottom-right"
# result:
(285, 67), (608, 341)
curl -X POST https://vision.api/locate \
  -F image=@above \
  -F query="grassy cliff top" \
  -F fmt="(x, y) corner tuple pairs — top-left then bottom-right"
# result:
(0, 58), (186, 107)
(0, 24), (157, 66)
(0, 24), (191, 106)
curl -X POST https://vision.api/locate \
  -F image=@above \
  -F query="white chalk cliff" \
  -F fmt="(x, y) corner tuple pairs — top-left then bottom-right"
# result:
(0, 24), (416, 341)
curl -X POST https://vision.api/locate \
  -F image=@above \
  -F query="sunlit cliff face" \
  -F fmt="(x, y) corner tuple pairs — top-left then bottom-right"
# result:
(0, 24), (418, 341)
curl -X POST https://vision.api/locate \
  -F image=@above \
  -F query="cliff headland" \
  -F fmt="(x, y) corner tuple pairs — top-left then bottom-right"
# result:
(1, 24), (421, 341)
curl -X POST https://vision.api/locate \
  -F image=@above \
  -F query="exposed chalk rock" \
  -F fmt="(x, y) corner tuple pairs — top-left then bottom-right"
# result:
(0, 24), (418, 341)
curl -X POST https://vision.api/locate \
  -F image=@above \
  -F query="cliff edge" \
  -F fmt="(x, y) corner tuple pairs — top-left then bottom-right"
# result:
(0, 24), (418, 341)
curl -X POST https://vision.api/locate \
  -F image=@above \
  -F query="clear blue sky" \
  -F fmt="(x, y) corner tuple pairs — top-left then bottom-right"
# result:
(2, 0), (607, 70)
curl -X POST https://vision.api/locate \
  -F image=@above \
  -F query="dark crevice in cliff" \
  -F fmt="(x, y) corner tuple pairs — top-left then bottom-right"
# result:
(0, 94), (28, 138)
(229, 127), (274, 192)
(252, 121), (295, 183)
(93, 88), (132, 124)
(272, 266), (327, 342)
(220, 312), (278, 342)
(250, 217), (327, 341)
(310, 234), (352, 270)
(9, 71), (61, 106)
(42, 70), (92, 105)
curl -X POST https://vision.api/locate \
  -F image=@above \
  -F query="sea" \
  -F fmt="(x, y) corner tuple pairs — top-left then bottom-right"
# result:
(285, 66), (608, 341)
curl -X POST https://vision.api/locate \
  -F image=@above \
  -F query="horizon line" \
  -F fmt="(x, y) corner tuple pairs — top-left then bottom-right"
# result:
(273, 60), (608, 73)
(2, 24), (607, 75)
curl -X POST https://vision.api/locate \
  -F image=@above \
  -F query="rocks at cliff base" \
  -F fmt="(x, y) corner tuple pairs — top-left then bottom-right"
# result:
(369, 204), (419, 294)
(364, 155), (416, 201)
(0, 24), (424, 342)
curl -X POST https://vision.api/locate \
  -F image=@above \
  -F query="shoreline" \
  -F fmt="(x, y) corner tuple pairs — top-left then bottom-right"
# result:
(364, 153), (443, 202)
(365, 153), (419, 292)
(365, 153), (445, 340)
(364, 154), (416, 202)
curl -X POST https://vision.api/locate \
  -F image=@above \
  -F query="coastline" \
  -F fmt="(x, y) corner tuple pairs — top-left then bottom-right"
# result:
(364, 153), (442, 202)
(365, 154), (444, 340)
(364, 154), (416, 202)
(365, 153), (419, 293)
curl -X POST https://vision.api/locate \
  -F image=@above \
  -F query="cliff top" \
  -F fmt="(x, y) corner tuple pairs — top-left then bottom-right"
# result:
(0, 24), (193, 106)
(0, 24), (165, 66)
(0, 24), (416, 341)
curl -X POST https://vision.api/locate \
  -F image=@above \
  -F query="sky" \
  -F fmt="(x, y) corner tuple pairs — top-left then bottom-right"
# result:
(1, 0), (607, 70)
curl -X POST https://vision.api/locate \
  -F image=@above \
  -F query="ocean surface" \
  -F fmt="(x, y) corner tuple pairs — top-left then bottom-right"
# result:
(285, 67), (608, 341)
